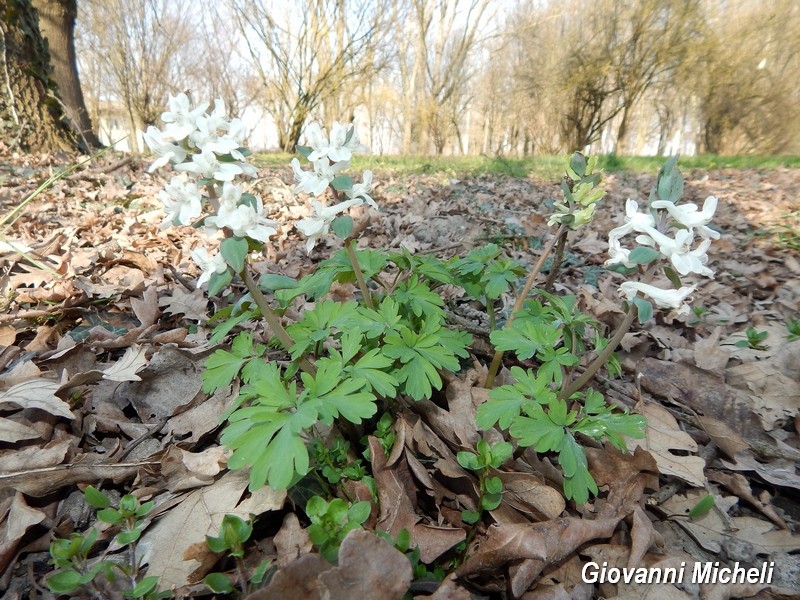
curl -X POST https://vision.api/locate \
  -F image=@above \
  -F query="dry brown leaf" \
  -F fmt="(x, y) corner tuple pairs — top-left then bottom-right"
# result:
(694, 415), (749, 459)
(0, 378), (73, 419)
(369, 436), (465, 563)
(726, 338), (800, 431)
(523, 554), (593, 600)
(101, 344), (148, 381)
(130, 285), (160, 327)
(0, 326), (16, 347)
(708, 471), (787, 529)
(245, 554), (330, 600)
(627, 403), (706, 487)
(587, 445), (659, 515)
(0, 359), (41, 388)
(317, 530), (413, 600)
(456, 515), (622, 593)
(0, 416), (40, 443)
(122, 345), (203, 422)
(496, 471), (565, 520)
(661, 491), (800, 555)
(637, 358), (769, 445)
(627, 505), (664, 568)
(721, 451), (800, 491)
(163, 383), (236, 443)
(273, 513), (313, 568)
(159, 287), (210, 321)
(0, 492), (46, 572)
(693, 326), (731, 372)
(138, 470), (286, 588)
(0, 459), (148, 496)
(160, 446), (227, 492)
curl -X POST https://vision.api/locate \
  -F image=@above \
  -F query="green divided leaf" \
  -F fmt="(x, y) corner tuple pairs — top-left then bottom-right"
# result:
(393, 276), (444, 320)
(202, 332), (264, 393)
(490, 320), (560, 361)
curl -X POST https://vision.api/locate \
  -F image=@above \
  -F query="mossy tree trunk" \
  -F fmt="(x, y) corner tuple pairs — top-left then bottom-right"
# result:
(0, 0), (78, 153)
(32, 0), (101, 149)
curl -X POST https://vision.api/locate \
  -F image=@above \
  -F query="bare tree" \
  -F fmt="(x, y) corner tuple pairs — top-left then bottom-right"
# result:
(398, 0), (490, 154)
(693, 0), (800, 154)
(78, 0), (197, 152)
(605, 0), (701, 154)
(232, 0), (385, 152)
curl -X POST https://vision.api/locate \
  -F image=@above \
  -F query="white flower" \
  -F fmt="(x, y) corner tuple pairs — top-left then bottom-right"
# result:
(190, 247), (227, 288)
(651, 196), (720, 240)
(619, 282), (696, 315)
(190, 120), (239, 156)
(160, 93), (208, 141)
(636, 227), (714, 277)
(207, 187), (278, 243)
(291, 157), (344, 196)
(605, 235), (636, 268)
(306, 121), (367, 164)
(304, 123), (328, 155)
(142, 126), (188, 172)
(608, 199), (656, 240)
(345, 170), (376, 207)
(295, 198), (362, 253)
(158, 176), (203, 227)
(175, 149), (256, 182)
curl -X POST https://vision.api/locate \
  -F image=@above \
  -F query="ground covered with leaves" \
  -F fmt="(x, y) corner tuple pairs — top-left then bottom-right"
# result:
(0, 152), (798, 599)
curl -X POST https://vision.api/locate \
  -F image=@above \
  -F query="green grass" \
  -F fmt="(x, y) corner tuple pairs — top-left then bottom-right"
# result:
(255, 152), (800, 180)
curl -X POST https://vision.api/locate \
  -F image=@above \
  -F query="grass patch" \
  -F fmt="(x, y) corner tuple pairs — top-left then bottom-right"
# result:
(255, 152), (800, 180)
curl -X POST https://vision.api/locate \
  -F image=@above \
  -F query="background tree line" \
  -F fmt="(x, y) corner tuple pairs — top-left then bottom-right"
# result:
(3, 0), (799, 156)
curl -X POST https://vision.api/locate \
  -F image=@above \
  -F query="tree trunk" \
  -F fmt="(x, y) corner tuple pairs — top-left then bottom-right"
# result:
(615, 105), (631, 155)
(0, 0), (77, 153)
(32, 0), (101, 149)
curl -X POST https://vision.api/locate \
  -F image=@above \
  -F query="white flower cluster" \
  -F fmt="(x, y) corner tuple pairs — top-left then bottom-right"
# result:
(143, 93), (278, 287)
(290, 122), (377, 253)
(606, 196), (720, 314)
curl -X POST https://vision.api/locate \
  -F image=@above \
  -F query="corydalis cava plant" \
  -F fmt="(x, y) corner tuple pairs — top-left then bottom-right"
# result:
(605, 156), (720, 316)
(143, 93), (277, 292)
(291, 121), (377, 253)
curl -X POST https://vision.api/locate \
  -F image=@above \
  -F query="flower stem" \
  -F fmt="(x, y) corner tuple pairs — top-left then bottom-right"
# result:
(345, 238), (374, 310)
(559, 301), (636, 400)
(239, 268), (316, 375)
(484, 225), (567, 388)
(544, 230), (568, 292)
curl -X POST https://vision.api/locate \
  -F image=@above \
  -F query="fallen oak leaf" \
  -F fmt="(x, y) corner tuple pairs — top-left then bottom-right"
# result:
(0, 379), (73, 419)
(0, 416), (40, 443)
(627, 403), (706, 487)
(456, 515), (622, 581)
(102, 344), (148, 381)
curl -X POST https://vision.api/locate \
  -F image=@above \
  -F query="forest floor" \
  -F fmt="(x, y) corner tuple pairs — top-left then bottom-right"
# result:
(0, 151), (798, 599)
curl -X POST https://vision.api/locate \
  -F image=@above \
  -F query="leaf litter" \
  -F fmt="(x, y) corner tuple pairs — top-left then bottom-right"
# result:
(0, 152), (798, 598)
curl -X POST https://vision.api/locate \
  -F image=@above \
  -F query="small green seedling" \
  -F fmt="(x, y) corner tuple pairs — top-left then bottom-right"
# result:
(204, 514), (270, 595)
(47, 486), (168, 599)
(312, 437), (368, 485)
(306, 496), (371, 562)
(785, 317), (800, 342)
(734, 326), (769, 351)
(457, 440), (513, 523)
